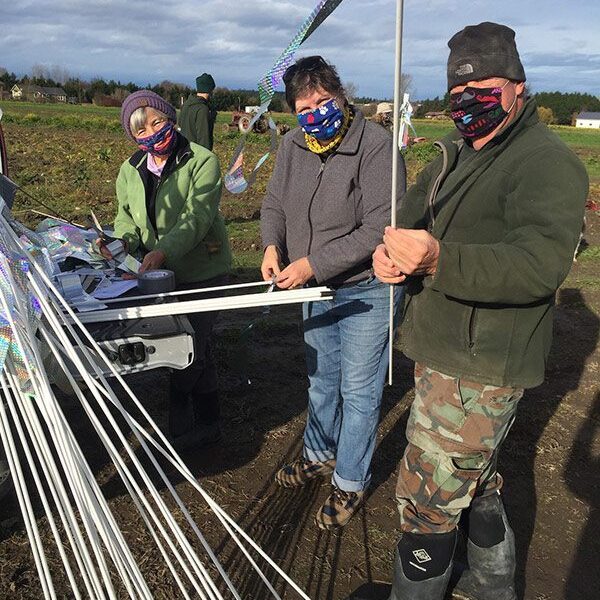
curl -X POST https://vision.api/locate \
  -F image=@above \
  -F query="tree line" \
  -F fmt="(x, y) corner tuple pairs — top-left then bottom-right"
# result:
(2, 65), (598, 124)
(414, 90), (600, 125)
(0, 66), (289, 111)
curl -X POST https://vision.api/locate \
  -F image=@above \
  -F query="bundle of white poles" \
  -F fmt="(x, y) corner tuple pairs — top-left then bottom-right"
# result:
(0, 209), (314, 599)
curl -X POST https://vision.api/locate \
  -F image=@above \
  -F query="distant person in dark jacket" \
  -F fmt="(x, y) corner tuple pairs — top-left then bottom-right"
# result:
(179, 73), (217, 150)
(369, 22), (589, 600)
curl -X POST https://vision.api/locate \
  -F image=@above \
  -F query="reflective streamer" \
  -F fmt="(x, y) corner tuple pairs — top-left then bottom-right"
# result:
(0, 209), (318, 598)
(224, 0), (344, 194)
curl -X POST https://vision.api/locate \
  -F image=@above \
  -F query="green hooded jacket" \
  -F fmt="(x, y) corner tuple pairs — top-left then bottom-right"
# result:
(397, 99), (588, 388)
(113, 139), (231, 285)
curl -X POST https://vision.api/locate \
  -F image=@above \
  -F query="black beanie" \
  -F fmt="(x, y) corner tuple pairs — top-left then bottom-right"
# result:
(447, 22), (525, 90)
(196, 73), (216, 93)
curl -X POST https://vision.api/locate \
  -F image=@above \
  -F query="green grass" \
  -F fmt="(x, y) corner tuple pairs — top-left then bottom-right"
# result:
(549, 125), (600, 150)
(410, 119), (454, 140)
(577, 245), (600, 261)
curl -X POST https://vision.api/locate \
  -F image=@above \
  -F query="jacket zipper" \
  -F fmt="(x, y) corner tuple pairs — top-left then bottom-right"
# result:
(149, 149), (191, 241)
(152, 178), (162, 239)
(307, 158), (327, 256)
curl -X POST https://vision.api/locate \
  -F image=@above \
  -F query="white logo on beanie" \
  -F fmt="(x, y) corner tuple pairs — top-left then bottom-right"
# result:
(456, 63), (474, 76)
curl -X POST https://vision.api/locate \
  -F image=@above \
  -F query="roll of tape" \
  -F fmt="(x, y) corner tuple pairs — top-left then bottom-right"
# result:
(137, 269), (176, 295)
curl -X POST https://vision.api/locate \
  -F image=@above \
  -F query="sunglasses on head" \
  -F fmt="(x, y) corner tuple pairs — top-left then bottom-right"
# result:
(283, 55), (328, 84)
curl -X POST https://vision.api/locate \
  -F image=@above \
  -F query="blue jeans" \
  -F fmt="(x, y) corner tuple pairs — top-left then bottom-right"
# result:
(302, 276), (404, 492)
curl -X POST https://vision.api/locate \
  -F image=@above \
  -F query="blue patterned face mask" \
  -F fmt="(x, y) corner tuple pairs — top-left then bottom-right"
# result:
(297, 98), (344, 141)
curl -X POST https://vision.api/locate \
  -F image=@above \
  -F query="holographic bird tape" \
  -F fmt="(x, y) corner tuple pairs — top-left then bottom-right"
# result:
(225, 0), (344, 194)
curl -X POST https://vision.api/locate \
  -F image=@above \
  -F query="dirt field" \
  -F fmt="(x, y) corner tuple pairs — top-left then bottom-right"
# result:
(0, 102), (598, 599)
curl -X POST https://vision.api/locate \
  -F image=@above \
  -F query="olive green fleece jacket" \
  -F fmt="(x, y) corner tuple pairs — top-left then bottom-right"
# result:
(113, 141), (231, 285)
(397, 99), (588, 388)
(178, 95), (217, 150)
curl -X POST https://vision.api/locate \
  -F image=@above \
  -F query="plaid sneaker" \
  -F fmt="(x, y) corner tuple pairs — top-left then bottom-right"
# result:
(315, 487), (365, 530)
(275, 457), (335, 488)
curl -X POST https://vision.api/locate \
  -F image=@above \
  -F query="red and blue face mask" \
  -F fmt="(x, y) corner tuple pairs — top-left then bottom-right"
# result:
(450, 83), (510, 139)
(297, 98), (344, 141)
(136, 121), (176, 156)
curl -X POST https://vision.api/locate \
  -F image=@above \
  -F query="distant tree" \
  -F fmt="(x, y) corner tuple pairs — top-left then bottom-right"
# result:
(354, 96), (379, 104)
(270, 92), (286, 113)
(63, 77), (91, 103)
(537, 106), (556, 125)
(344, 81), (358, 102)
(415, 92), (450, 118)
(0, 68), (17, 90)
(93, 94), (121, 107)
(533, 91), (600, 125)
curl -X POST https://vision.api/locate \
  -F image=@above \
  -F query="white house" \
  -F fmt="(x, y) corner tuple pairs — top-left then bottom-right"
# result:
(575, 112), (600, 129)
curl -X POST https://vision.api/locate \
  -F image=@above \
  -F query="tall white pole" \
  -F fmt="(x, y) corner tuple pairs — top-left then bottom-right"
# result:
(389, 0), (405, 385)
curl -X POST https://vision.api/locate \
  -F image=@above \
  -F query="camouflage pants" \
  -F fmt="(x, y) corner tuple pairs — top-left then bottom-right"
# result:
(396, 363), (523, 534)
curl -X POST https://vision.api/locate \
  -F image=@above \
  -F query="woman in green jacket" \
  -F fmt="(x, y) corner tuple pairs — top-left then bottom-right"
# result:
(103, 90), (231, 448)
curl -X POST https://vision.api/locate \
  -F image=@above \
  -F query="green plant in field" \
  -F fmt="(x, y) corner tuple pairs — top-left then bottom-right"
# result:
(23, 113), (41, 123)
(97, 147), (112, 162)
(73, 160), (90, 184)
(405, 142), (440, 165)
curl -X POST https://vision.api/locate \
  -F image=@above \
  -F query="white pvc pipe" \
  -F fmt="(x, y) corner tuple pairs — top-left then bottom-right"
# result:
(0, 214), (312, 599)
(389, 0), (405, 386)
(75, 286), (334, 323)
(101, 279), (272, 304)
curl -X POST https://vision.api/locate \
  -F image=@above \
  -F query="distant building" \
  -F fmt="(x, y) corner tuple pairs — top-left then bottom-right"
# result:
(10, 84), (67, 103)
(575, 112), (600, 129)
(424, 111), (449, 120)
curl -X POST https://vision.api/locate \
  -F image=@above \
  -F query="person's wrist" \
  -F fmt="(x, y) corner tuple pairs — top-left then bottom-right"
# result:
(427, 239), (440, 276)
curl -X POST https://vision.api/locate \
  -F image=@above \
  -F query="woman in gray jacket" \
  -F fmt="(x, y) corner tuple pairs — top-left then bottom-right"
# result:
(261, 56), (405, 529)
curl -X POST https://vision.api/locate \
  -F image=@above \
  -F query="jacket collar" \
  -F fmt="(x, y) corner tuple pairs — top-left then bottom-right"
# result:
(429, 98), (541, 239)
(186, 94), (209, 107)
(290, 106), (366, 155)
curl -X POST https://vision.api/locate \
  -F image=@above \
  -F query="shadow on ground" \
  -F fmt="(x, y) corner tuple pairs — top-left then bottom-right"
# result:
(500, 288), (599, 599)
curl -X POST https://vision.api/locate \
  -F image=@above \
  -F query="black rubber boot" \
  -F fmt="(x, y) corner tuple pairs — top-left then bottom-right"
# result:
(168, 390), (195, 438)
(171, 390), (222, 450)
(388, 530), (456, 600)
(453, 492), (517, 600)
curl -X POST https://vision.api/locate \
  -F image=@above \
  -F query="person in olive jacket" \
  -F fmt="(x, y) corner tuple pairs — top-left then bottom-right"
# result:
(179, 73), (217, 151)
(102, 90), (231, 450)
(371, 23), (588, 600)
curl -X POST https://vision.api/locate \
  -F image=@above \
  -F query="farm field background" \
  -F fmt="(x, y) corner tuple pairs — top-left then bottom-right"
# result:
(0, 100), (598, 599)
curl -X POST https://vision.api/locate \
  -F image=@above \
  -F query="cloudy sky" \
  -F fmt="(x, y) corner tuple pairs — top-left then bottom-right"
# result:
(2, 0), (599, 99)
